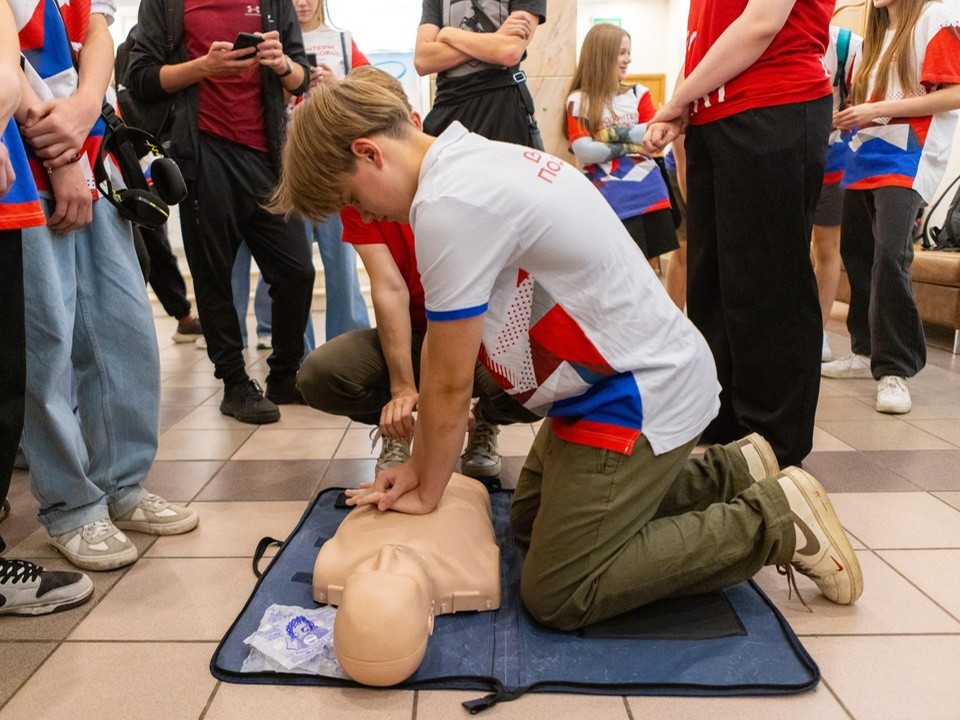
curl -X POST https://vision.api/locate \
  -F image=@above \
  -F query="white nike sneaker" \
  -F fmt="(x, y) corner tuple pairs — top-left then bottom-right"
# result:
(821, 353), (871, 379)
(876, 376), (911, 414)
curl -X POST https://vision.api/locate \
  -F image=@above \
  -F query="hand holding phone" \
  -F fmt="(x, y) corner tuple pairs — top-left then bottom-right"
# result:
(306, 53), (318, 67)
(233, 31), (263, 57)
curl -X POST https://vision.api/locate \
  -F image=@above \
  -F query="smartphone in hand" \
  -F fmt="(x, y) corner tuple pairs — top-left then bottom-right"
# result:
(306, 53), (318, 68)
(233, 31), (262, 57)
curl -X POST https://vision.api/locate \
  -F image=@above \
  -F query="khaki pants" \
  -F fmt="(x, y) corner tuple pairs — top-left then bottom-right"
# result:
(510, 424), (795, 630)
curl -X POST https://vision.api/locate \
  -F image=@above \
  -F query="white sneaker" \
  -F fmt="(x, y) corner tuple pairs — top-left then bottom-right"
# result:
(111, 494), (200, 535)
(821, 333), (833, 362)
(49, 519), (138, 572)
(777, 467), (863, 605)
(820, 353), (871, 379)
(734, 433), (779, 481)
(461, 422), (501, 478)
(876, 376), (911, 414)
(256, 334), (273, 350)
(195, 336), (207, 350)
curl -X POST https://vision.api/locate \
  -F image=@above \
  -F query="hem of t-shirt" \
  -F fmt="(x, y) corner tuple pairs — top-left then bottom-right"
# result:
(425, 303), (488, 321)
(844, 175), (915, 193)
(689, 91), (831, 126)
(639, 198), (672, 215)
(550, 417), (642, 455)
(823, 171), (843, 185)
(0, 207), (46, 230)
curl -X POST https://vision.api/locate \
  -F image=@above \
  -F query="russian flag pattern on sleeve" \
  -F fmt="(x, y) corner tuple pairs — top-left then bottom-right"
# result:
(843, 4), (960, 203)
(0, 119), (46, 230)
(566, 85), (672, 219)
(822, 26), (863, 186)
(11, 0), (103, 199)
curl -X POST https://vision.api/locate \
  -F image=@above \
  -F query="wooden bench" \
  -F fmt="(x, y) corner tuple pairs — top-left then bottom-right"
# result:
(837, 246), (960, 354)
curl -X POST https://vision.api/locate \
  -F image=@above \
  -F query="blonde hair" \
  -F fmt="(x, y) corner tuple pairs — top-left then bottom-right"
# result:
(563, 23), (630, 140)
(851, 0), (933, 105)
(267, 74), (413, 221)
(348, 65), (413, 113)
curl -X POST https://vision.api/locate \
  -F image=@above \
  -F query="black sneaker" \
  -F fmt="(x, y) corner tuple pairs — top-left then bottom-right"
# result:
(265, 373), (306, 405)
(220, 379), (281, 424)
(0, 557), (94, 615)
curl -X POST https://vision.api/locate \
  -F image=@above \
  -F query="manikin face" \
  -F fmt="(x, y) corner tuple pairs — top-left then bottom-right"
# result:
(617, 35), (631, 82)
(292, 0), (320, 27)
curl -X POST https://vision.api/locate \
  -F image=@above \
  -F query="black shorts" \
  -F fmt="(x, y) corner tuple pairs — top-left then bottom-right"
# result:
(621, 209), (680, 260)
(814, 182), (843, 227)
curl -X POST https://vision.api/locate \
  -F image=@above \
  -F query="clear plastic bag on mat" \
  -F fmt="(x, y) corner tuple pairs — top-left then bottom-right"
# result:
(242, 603), (345, 676)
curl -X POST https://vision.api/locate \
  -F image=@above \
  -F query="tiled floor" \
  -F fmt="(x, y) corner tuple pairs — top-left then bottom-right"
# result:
(3, 306), (960, 720)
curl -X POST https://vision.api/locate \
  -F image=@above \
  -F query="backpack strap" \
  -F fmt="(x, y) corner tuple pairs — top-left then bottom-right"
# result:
(340, 31), (350, 74)
(834, 28), (852, 108)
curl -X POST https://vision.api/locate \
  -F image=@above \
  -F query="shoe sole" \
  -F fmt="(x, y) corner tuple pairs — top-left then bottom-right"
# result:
(876, 401), (911, 414)
(48, 539), (139, 572)
(460, 461), (502, 479)
(114, 510), (200, 536)
(171, 333), (202, 343)
(265, 392), (306, 406)
(736, 433), (779, 481)
(782, 467), (864, 604)
(0, 580), (94, 616)
(820, 367), (872, 379)
(219, 402), (280, 424)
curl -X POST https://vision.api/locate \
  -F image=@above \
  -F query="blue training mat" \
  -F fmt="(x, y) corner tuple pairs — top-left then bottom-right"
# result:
(211, 488), (819, 711)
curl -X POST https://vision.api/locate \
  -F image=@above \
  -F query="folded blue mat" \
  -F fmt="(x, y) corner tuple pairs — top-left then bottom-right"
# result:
(211, 488), (819, 711)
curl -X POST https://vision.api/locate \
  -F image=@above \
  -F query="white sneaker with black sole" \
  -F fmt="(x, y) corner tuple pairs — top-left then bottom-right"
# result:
(49, 518), (138, 572)
(0, 558), (94, 615)
(876, 376), (911, 414)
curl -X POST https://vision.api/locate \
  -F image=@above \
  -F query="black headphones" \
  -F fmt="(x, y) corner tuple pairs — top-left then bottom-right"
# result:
(95, 103), (187, 228)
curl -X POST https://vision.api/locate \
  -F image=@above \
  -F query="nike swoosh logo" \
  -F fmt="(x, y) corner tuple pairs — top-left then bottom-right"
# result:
(832, 556), (844, 572)
(793, 512), (821, 557)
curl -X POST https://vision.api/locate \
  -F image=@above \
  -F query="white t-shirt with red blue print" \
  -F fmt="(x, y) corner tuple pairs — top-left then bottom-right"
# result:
(843, 3), (960, 203)
(0, 120), (45, 231)
(11, 0), (113, 200)
(823, 25), (863, 186)
(565, 85), (671, 220)
(685, 0), (833, 125)
(411, 123), (720, 456)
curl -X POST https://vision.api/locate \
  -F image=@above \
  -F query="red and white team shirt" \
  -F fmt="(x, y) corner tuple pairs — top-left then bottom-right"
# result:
(411, 124), (719, 456)
(566, 85), (672, 219)
(300, 27), (368, 80)
(843, 3), (960, 203)
(685, 0), (833, 125)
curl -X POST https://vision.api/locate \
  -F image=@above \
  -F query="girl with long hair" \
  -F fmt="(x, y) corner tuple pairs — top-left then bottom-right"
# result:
(564, 23), (678, 260)
(823, 0), (960, 414)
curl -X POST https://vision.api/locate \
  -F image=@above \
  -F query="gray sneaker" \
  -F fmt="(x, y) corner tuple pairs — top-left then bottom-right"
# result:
(369, 428), (412, 472)
(111, 494), (199, 535)
(49, 519), (138, 572)
(461, 422), (501, 478)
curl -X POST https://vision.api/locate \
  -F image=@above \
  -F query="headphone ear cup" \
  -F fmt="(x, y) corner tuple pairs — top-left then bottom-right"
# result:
(115, 188), (170, 229)
(149, 157), (187, 204)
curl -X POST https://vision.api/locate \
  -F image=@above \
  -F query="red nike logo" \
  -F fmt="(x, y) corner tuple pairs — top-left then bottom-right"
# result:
(832, 556), (844, 572)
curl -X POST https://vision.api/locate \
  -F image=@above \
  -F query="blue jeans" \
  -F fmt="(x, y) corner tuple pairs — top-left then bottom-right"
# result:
(21, 201), (157, 535)
(232, 215), (369, 350)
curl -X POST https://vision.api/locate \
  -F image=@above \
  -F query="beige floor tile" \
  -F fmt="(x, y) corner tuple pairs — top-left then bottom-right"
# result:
(336, 427), (381, 460)
(830, 492), (960, 548)
(877, 549), (960, 621)
(907, 418), (960, 447)
(495, 423), (537, 457)
(169, 405), (251, 430)
(0, 642), (217, 720)
(816, 420), (954, 451)
(897, 394), (960, 419)
(817, 382), (849, 398)
(802, 636), (960, 720)
(811, 427), (856, 452)
(70, 558), (254, 641)
(231, 427), (345, 460)
(935, 491), (960, 511)
(161, 371), (224, 389)
(819, 377), (876, 398)
(273, 404), (351, 429)
(157, 428), (255, 460)
(143, 501), (307, 558)
(417, 689), (629, 720)
(0, 642), (55, 707)
(816, 395), (899, 422)
(752, 551), (959, 635)
(205, 685), (413, 720)
(626, 686), (849, 720)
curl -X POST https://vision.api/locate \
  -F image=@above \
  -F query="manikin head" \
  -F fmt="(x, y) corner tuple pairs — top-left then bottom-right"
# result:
(333, 544), (435, 686)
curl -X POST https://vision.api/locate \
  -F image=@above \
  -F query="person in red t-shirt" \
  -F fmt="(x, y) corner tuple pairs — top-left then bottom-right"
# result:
(644, 0), (834, 468)
(296, 66), (537, 481)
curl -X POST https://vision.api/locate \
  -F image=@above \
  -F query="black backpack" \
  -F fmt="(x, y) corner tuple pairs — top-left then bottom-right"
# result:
(115, 24), (173, 139)
(921, 175), (960, 251)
